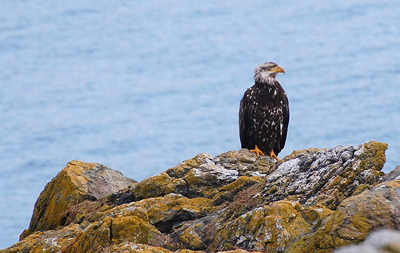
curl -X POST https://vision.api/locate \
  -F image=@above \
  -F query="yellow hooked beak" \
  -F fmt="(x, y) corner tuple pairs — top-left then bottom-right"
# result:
(270, 66), (285, 74)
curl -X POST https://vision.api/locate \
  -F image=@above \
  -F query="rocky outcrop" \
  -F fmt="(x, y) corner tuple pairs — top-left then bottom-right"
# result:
(2, 140), (400, 253)
(20, 160), (136, 238)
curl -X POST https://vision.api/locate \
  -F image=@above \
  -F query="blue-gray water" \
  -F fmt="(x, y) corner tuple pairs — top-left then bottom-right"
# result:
(1, 0), (399, 249)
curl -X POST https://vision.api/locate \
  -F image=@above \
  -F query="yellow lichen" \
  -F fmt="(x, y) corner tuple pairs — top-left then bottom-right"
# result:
(131, 172), (187, 200)
(24, 161), (98, 237)
(111, 215), (160, 245)
(179, 226), (205, 250)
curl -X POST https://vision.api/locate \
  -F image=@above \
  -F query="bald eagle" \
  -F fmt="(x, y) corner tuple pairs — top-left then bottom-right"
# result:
(239, 62), (289, 160)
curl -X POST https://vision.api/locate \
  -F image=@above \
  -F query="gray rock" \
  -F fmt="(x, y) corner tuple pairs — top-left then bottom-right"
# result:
(262, 141), (386, 209)
(383, 165), (400, 182)
(83, 163), (137, 200)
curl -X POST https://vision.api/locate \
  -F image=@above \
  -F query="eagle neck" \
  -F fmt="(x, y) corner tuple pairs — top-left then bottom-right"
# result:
(255, 79), (280, 91)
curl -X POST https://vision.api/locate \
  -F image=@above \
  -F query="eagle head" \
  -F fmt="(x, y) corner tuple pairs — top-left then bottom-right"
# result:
(254, 62), (285, 84)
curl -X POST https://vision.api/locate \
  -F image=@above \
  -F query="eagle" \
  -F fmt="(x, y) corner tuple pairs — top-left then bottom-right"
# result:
(239, 62), (289, 160)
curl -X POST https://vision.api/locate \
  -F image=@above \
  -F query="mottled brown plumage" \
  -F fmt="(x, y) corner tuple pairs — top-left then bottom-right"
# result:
(239, 62), (289, 160)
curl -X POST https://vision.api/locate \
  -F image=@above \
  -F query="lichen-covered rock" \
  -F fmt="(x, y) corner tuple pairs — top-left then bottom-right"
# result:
(130, 172), (189, 200)
(212, 176), (264, 205)
(109, 243), (173, 253)
(287, 180), (400, 253)
(210, 201), (312, 252)
(96, 193), (213, 234)
(262, 141), (386, 209)
(334, 229), (400, 253)
(110, 215), (162, 245)
(131, 151), (276, 201)
(3, 224), (83, 253)
(21, 161), (136, 239)
(66, 216), (113, 252)
(3, 141), (398, 253)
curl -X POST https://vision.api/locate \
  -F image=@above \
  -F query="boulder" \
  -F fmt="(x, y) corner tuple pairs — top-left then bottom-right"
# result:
(20, 160), (136, 239)
(286, 180), (400, 252)
(262, 141), (386, 209)
(3, 140), (399, 253)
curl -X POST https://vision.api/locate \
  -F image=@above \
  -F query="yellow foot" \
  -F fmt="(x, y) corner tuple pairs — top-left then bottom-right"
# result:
(268, 150), (280, 161)
(250, 145), (265, 157)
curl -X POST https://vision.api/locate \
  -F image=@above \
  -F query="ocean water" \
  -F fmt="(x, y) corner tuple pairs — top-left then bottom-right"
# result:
(1, 0), (399, 248)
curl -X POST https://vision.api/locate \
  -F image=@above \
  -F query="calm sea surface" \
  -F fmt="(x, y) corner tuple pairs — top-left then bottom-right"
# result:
(1, 0), (399, 248)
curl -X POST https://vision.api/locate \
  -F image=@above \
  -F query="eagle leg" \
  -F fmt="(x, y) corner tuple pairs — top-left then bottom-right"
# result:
(250, 145), (265, 157)
(268, 150), (280, 161)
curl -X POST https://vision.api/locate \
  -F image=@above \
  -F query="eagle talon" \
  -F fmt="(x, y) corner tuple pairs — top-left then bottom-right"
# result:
(268, 150), (280, 161)
(250, 145), (265, 157)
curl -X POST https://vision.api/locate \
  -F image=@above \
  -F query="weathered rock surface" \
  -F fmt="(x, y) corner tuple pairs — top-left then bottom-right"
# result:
(286, 180), (400, 252)
(20, 160), (136, 239)
(2, 140), (400, 253)
(334, 229), (400, 253)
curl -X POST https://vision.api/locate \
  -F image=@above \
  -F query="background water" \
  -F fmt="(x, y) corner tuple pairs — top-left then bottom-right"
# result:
(1, 0), (399, 248)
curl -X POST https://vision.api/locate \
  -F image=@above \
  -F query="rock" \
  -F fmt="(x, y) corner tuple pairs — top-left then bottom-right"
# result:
(3, 140), (399, 253)
(130, 151), (276, 202)
(287, 180), (400, 252)
(20, 161), (136, 239)
(96, 193), (213, 234)
(383, 165), (400, 181)
(262, 141), (386, 209)
(210, 200), (312, 252)
(5, 224), (83, 253)
(334, 229), (400, 253)
(109, 243), (174, 253)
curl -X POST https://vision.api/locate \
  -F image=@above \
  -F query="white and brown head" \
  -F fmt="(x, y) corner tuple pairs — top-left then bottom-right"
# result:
(254, 62), (285, 84)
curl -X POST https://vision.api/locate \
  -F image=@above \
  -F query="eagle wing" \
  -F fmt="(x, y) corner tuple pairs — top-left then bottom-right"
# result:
(239, 88), (253, 149)
(278, 91), (290, 152)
